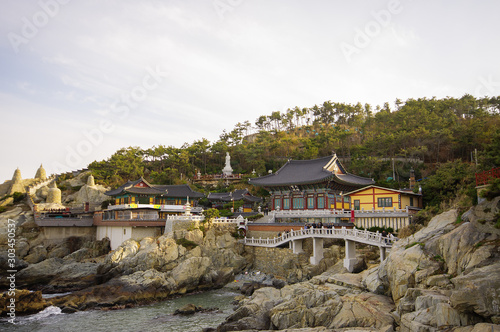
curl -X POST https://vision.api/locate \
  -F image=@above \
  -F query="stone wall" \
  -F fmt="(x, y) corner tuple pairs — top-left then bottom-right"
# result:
(41, 226), (96, 245)
(245, 246), (304, 278)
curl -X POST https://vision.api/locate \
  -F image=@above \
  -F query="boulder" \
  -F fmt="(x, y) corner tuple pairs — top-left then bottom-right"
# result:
(0, 196), (13, 207)
(218, 274), (395, 331)
(174, 303), (198, 315)
(450, 262), (500, 320)
(24, 245), (48, 264)
(16, 258), (99, 292)
(0, 289), (50, 316)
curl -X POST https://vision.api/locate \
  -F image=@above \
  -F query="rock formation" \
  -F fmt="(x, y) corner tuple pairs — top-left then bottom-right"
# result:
(34, 164), (47, 180)
(63, 174), (109, 207)
(43, 226), (248, 311)
(46, 181), (61, 204)
(215, 197), (500, 331)
(7, 168), (25, 195)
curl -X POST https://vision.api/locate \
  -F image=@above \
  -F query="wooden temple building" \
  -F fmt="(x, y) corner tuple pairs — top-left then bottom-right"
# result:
(94, 177), (205, 249)
(249, 154), (374, 211)
(207, 189), (262, 212)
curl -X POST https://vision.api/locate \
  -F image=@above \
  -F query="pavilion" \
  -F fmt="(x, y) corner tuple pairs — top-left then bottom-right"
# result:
(249, 154), (374, 211)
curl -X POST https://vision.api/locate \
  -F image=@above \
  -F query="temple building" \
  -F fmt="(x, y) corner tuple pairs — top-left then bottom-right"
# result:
(249, 154), (374, 211)
(95, 177), (205, 249)
(346, 185), (423, 212)
(207, 188), (262, 212)
(103, 177), (204, 216)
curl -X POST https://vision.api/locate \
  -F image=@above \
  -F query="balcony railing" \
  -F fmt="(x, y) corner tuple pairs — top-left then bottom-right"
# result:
(476, 167), (500, 186)
(273, 206), (409, 219)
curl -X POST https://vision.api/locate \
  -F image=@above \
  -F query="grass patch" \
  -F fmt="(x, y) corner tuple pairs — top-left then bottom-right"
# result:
(405, 242), (425, 250)
(433, 254), (445, 263)
(230, 226), (245, 239)
(247, 213), (264, 221)
(0, 206), (7, 213)
(198, 225), (206, 234)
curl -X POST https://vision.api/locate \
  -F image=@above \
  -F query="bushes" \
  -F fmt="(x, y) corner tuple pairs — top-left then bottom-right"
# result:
(480, 178), (500, 201)
(176, 238), (198, 250)
(12, 192), (25, 203)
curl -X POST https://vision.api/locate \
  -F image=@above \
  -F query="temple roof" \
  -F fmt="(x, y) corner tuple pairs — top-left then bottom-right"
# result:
(105, 178), (204, 198)
(248, 155), (374, 187)
(154, 184), (204, 198)
(207, 189), (261, 203)
(345, 185), (422, 196)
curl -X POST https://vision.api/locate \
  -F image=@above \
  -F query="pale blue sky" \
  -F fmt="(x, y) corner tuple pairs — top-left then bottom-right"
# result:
(1, 0), (499, 182)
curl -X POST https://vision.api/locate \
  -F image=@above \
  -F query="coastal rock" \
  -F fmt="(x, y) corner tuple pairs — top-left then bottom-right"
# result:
(172, 256), (211, 289)
(218, 271), (395, 331)
(379, 209), (459, 303)
(0, 289), (50, 316)
(24, 245), (48, 264)
(51, 228), (247, 310)
(16, 237), (31, 258)
(51, 269), (176, 310)
(15, 257), (99, 292)
(361, 265), (386, 295)
(450, 262), (500, 320)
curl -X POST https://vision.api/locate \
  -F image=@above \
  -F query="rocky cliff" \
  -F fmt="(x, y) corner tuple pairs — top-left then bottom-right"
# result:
(39, 225), (249, 312)
(215, 197), (500, 331)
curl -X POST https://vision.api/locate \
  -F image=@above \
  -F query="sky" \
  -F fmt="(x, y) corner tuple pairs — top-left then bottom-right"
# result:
(1, 0), (499, 183)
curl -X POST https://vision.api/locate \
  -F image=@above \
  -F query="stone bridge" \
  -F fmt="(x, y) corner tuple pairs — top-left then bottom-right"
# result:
(244, 227), (395, 272)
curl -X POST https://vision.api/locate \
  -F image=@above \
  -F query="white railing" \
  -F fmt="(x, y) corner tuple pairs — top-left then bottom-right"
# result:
(165, 215), (248, 225)
(213, 217), (247, 225)
(273, 206), (409, 219)
(244, 227), (396, 248)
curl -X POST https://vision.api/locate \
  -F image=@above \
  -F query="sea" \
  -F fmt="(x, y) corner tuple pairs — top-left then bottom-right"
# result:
(0, 288), (240, 332)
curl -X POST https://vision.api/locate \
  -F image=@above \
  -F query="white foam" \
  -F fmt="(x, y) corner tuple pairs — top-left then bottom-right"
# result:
(27, 306), (63, 321)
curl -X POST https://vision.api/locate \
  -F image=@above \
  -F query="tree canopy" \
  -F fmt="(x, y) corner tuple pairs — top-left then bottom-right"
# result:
(88, 95), (500, 212)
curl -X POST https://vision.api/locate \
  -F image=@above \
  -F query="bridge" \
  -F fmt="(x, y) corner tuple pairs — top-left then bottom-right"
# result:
(244, 227), (396, 272)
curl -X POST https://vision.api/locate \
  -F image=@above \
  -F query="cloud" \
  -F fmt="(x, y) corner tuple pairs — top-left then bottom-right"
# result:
(0, 0), (499, 181)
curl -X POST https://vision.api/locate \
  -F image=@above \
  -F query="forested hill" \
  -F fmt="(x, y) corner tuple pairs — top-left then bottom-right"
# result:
(88, 95), (500, 212)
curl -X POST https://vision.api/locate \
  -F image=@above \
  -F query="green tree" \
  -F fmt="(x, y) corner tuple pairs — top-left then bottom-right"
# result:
(202, 208), (220, 229)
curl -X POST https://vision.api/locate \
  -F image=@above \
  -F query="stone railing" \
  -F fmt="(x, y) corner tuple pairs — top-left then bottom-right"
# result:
(244, 226), (396, 248)
(26, 175), (57, 196)
(166, 215), (205, 221)
(165, 215), (248, 225)
(273, 207), (409, 219)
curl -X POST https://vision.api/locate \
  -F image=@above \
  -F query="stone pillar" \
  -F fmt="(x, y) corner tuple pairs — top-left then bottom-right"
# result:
(292, 239), (304, 254)
(344, 239), (356, 272)
(309, 237), (324, 265)
(165, 219), (173, 234)
(379, 246), (386, 261)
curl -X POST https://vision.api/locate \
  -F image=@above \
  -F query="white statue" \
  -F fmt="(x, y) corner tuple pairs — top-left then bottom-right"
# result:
(222, 152), (233, 176)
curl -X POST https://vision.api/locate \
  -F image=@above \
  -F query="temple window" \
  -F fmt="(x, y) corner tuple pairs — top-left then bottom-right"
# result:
(377, 197), (392, 207)
(307, 196), (315, 209)
(317, 196), (325, 209)
(283, 198), (290, 209)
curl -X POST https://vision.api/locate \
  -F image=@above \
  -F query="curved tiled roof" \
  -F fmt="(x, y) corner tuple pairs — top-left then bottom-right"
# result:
(248, 155), (374, 187)
(208, 189), (261, 203)
(105, 178), (204, 198)
(153, 184), (204, 198)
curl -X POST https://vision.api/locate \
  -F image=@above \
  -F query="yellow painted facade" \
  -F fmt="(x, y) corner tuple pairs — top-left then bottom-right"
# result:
(348, 185), (421, 211)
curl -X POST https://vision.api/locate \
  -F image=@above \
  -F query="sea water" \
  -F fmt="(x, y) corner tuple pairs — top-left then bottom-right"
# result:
(0, 288), (239, 332)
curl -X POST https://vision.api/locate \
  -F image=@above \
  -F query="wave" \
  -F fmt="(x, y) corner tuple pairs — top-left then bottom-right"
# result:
(26, 306), (63, 321)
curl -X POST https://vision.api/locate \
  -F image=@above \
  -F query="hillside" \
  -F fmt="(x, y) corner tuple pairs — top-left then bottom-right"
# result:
(86, 95), (499, 218)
